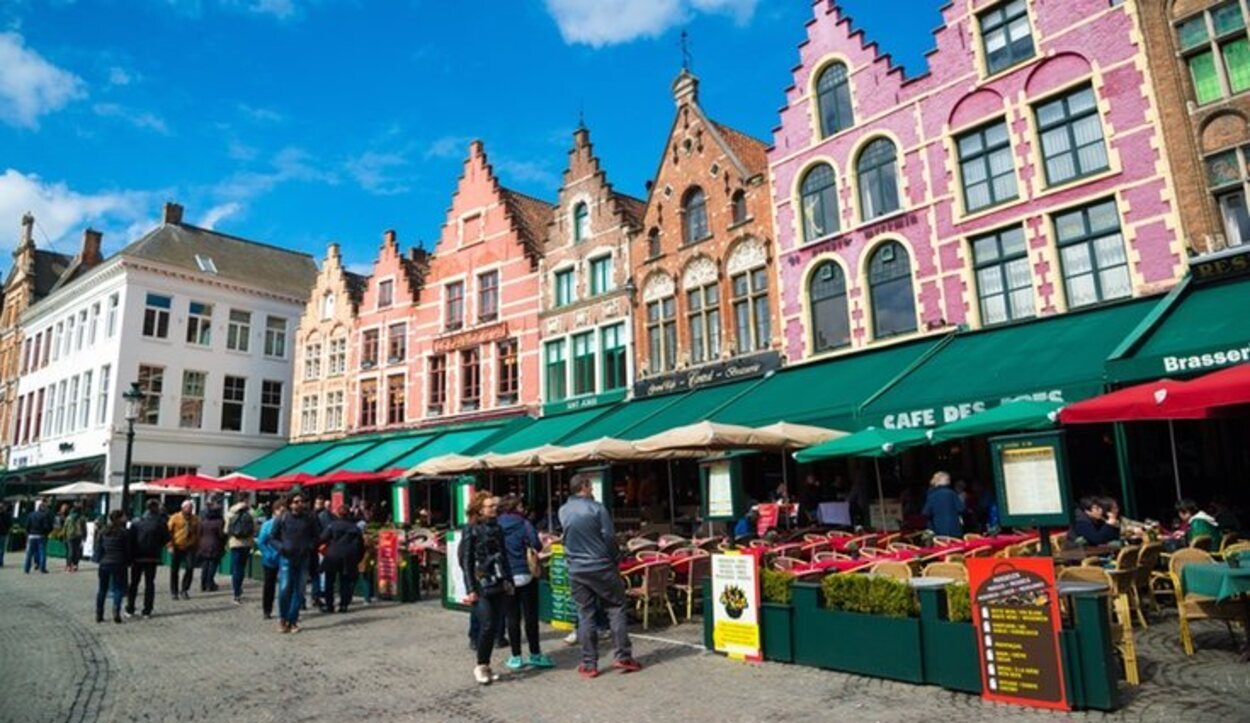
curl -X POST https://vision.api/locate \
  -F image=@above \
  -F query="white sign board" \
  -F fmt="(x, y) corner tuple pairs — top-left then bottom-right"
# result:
(82, 521), (96, 560)
(711, 552), (761, 661)
(443, 529), (469, 607)
(707, 460), (735, 519)
(1001, 447), (1064, 517)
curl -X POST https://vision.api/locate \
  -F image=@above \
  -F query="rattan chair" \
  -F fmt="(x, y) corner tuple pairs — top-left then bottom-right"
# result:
(922, 561), (967, 581)
(1058, 566), (1138, 685)
(622, 561), (678, 630)
(959, 533), (984, 543)
(888, 542), (920, 552)
(1190, 534), (1213, 552)
(869, 560), (913, 581)
(1168, 548), (1241, 656)
(813, 551), (851, 563)
(672, 549), (711, 621)
(771, 556), (805, 572)
(626, 537), (659, 553)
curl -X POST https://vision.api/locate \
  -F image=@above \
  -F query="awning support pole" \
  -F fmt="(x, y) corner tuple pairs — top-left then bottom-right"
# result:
(873, 458), (886, 530)
(1168, 420), (1183, 501)
(666, 461), (676, 528)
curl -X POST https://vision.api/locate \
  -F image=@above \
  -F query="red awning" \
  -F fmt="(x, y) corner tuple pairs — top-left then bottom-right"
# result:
(149, 473), (238, 491)
(1058, 378), (1208, 424)
(304, 469), (405, 487)
(236, 472), (314, 492)
(1167, 363), (1250, 413)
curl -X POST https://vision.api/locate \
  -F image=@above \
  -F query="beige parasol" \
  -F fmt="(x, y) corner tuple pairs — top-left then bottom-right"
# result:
(407, 454), (485, 477)
(632, 421), (791, 453)
(754, 421), (846, 449)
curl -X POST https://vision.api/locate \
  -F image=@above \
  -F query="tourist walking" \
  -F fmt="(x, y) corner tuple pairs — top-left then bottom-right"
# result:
(167, 501), (200, 599)
(94, 510), (131, 624)
(24, 499), (54, 574)
(225, 499), (255, 605)
(63, 502), (87, 573)
(126, 500), (168, 618)
(499, 495), (553, 670)
(461, 493), (511, 685)
(273, 493), (319, 633)
(559, 477), (641, 678)
(310, 497), (330, 608)
(0, 502), (11, 568)
(198, 504), (226, 592)
(319, 505), (364, 613)
(256, 501), (284, 620)
(921, 471), (965, 539)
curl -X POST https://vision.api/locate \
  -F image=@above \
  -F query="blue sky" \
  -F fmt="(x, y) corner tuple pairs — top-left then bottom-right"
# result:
(0, 0), (945, 275)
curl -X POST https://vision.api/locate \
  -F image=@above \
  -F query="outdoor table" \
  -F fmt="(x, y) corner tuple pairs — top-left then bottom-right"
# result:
(1181, 562), (1250, 661)
(1056, 581), (1108, 596)
(1054, 545), (1118, 565)
(908, 576), (954, 590)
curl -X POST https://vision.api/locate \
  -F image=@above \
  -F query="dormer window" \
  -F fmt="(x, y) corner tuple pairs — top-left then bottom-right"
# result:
(377, 279), (394, 308)
(573, 202), (590, 242)
(194, 254), (218, 274)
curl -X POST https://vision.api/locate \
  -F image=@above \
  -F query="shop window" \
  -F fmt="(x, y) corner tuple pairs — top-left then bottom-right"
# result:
(972, 226), (1035, 325)
(1035, 85), (1108, 186)
(809, 261), (849, 353)
(800, 163), (840, 242)
(1054, 199), (1130, 308)
(957, 119), (1018, 212)
(867, 241), (917, 339)
(815, 62), (854, 137)
(857, 139), (900, 221)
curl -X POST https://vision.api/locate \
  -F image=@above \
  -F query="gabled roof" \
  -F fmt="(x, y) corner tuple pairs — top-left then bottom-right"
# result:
(500, 188), (555, 262)
(33, 250), (73, 300)
(613, 192), (647, 229)
(710, 121), (769, 178)
(343, 271), (367, 307)
(118, 222), (318, 300)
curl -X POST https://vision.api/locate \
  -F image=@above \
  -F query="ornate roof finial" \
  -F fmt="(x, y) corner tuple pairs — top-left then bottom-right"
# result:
(681, 29), (692, 72)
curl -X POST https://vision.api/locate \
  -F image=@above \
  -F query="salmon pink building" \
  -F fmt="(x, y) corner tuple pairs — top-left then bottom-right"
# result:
(769, 0), (1186, 363)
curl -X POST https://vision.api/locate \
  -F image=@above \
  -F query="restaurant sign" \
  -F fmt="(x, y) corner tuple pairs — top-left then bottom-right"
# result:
(878, 389), (1067, 430)
(541, 388), (626, 416)
(432, 321), (508, 353)
(990, 431), (1071, 529)
(711, 551), (761, 662)
(633, 350), (781, 399)
(1189, 245), (1250, 284)
(967, 557), (1069, 711)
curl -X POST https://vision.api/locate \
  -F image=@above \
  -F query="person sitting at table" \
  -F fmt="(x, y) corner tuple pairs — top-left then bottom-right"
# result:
(1175, 498), (1221, 549)
(1069, 496), (1121, 547)
(921, 471), (964, 538)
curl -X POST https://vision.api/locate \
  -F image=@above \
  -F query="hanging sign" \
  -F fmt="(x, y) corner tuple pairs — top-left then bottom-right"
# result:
(391, 480), (411, 526)
(711, 551), (761, 661)
(967, 557), (1069, 711)
(376, 529), (400, 599)
(547, 543), (576, 631)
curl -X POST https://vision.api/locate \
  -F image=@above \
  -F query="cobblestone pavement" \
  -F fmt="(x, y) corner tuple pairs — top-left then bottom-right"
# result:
(1, 563), (1248, 723)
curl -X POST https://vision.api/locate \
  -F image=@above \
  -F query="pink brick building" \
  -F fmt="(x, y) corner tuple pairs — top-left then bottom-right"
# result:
(769, 0), (1186, 363)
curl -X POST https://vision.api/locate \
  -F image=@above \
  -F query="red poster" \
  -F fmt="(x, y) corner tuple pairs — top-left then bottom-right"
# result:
(966, 557), (1069, 711)
(376, 529), (400, 599)
(330, 489), (345, 513)
(755, 503), (779, 536)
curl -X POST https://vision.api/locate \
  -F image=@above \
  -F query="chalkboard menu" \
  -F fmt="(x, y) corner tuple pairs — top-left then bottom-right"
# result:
(967, 557), (1069, 711)
(547, 543), (577, 630)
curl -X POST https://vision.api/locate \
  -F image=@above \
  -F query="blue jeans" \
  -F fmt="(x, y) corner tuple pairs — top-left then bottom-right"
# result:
(230, 548), (250, 599)
(24, 536), (47, 573)
(96, 564), (126, 620)
(278, 554), (309, 625)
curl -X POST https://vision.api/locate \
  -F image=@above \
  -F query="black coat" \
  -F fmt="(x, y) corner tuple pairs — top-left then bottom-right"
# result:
(128, 512), (170, 562)
(198, 515), (226, 559)
(95, 527), (131, 567)
(320, 518), (364, 568)
(461, 520), (511, 595)
(1070, 512), (1120, 546)
(273, 511), (319, 559)
(25, 508), (55, 536)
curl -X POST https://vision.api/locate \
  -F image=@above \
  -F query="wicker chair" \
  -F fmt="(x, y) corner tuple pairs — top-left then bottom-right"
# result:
(657, 534), (688, 553)
(1190, 534), (1213, 552)
(622, 561), (678, 630)
(888, 542), (920, 552)
(922, 561), (967, 581)
(672, 549), (711, 621)
(1218, 535), (1244, 557)
(626, 537), (659, 553)
(635, 550), (665, 563)
(813, 551), (851, 563)
(771, 556), (806, 572)
(869, 560), (913, 580)
(1168, 548), (1241, 656)
(1058, 566), (1139, 685)
(857, 547), (890, 559)
(955, 534), (982, 543)
(1134, 542), (1164, 618)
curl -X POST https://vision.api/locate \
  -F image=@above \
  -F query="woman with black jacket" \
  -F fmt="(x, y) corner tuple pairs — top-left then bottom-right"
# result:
(198, 505), (226, 592)
(319, 506), (364, 613)
(461, 493), (512, 685)
(94, 510), (131, 623)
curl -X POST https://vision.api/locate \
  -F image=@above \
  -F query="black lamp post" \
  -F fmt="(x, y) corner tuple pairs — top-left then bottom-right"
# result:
(120, 382), (144, 515)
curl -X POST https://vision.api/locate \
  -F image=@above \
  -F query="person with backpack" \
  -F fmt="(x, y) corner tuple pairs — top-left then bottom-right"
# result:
(94, 510), (131, 624)
(167, 501), (200, 599)
(64, 501), (87, 573)
(126, 499), (169, 619)
(198, 504), (226, 593)
(255, 500), (284, 620)
(319, 504), (364, 613)
(461, 493), (512, 685)
(225, 499), (255, 605)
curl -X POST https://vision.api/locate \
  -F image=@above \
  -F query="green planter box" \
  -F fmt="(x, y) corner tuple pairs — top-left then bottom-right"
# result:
(917, 587), (981, 694)
(760, 602), (794, 663)
(791, 582), (925, 683)
(47, 538), (67, 559)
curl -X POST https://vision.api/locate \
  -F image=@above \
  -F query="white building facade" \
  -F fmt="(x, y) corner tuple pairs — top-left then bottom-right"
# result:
(6, 204), (316, 502)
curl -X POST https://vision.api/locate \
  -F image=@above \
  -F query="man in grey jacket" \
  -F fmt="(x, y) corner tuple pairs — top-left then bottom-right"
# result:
(558, 477), (642, 678)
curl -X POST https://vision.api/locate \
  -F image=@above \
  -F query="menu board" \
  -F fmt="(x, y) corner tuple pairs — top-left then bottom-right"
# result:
(990, 432), (1071, 528)
(442, 529), (469, 609)
(967, 557), (1068, 711)
(707, 460), (735, 519)
(547, 543), (577, 631)
(376, 529), (400, 599)
(711, 552), (761, 661)
(569, 470), (605, 506)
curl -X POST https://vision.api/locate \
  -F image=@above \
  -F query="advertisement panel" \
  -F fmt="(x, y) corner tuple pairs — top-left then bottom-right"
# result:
(376, 529), (400, 600)
(711, 551), (761, 661)
(547, 543), (577, 631)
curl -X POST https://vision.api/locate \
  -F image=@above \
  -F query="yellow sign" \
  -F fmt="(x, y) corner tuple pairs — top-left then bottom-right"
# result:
(711, 551), (761, 661)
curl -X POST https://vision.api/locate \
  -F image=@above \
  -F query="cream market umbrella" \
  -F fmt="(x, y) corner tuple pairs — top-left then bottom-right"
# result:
(480, 445), (564, 471)
(408, 454), (484, 477)
(39, 481), (110, 496)
(129, 482), (188, 494)
(755, 421), (846, 448)
(633, 421), (790, 453)
(538, 438), (640, 466)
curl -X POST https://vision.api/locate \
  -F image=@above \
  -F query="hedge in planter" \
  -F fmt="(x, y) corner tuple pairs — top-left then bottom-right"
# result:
(917, 584), (982, 694)
(760, 569), (796, 663)
(791, 577), (924, 682)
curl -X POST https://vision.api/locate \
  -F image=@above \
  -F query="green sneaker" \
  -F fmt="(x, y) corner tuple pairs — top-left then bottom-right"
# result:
(527, 653), (555, 668)
(505, 655), (525, 670)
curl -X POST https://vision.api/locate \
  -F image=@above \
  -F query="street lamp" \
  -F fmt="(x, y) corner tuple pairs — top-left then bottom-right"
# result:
(120, 382), (144, 515)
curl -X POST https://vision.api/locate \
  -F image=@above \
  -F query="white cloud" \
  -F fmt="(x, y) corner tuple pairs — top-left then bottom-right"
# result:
(215, 146), (337, 200)
(424, 134), (473, 160)
(246, 0), (295, 18)
(0, 169), (153, 252)
(543, 0), (757, 47)
(345, 150), (411, 196)
(93, 102), (170, 134)
(237, 103), (284, 123)
(196, 202), (243, 229)
(226, 139), (259, 161)
(494, 158), (560, 190)
(0, 31), (86, 128)
(107, 66), (133, 86)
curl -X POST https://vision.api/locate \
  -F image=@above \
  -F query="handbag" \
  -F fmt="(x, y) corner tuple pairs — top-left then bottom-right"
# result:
(526, 547), (542, 578)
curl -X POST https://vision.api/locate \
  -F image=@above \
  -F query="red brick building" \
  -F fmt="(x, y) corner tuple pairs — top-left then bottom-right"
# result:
(630, 70), (780, 397)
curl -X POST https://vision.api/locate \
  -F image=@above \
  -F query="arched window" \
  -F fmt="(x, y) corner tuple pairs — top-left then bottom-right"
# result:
(867, 241), (916, 338)
(320, 291), (335, 320)
(647, 227), (661, 258)
(809, 261), (849, 352)
(682, 187), (709, 244)
(816, 62), (854, 137)
(573, 202), (590, 242)
(731, 190), (748, 225)
(857, 139), (900, 220)
(800, 163), (840, 242)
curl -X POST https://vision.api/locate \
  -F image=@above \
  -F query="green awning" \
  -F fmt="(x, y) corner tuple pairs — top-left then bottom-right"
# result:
(711, 338), (942, 431)
(474, 407), (614, 455)
(858, 298), (1157, 430)
(927, 400), (1061, 443)
(559, 394), (689, 445)
(336, 433), (439, 473)
(794, 427), (929, 463)
(392, 426), (506, 470)
(623, 379), (765, 440)
(285, 440), (383, 476)
(236, 442), (335, 478)
(1107, 275), (1250, 383)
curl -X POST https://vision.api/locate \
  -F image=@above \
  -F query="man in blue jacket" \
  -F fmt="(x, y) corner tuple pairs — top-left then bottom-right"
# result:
(24, 499), (55, 574)
(921, 471), (965, 538)
(558, 478), (642, 678)
(272, 493), (319, 633)
(255, 501), (285, 620)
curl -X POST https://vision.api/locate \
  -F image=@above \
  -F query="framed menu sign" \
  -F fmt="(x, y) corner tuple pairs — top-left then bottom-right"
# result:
(701, 454), (746, 521)
(989, 431), (1070, 528)
(966, 557), (1069, 711)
